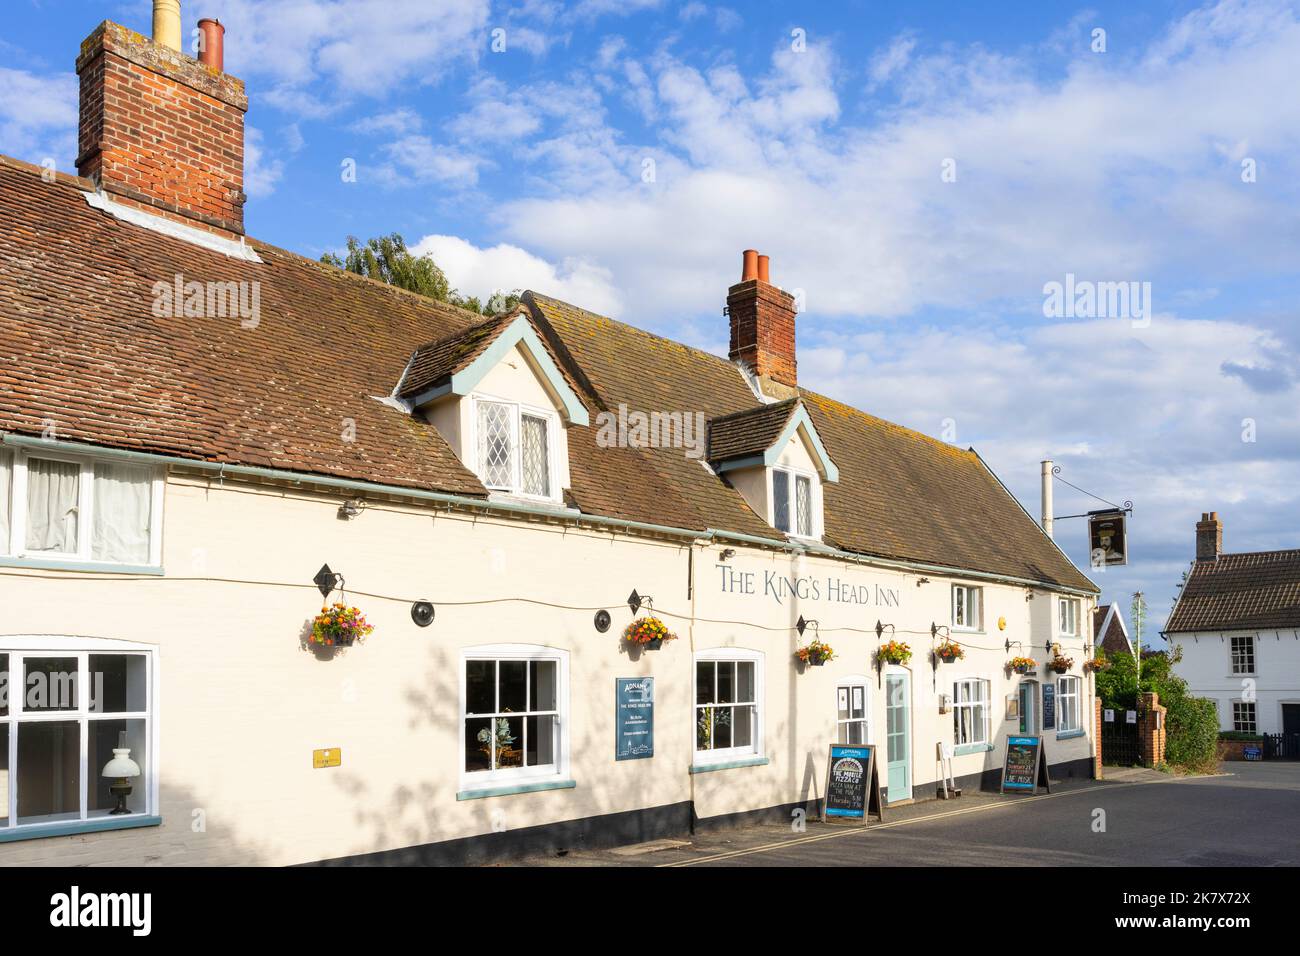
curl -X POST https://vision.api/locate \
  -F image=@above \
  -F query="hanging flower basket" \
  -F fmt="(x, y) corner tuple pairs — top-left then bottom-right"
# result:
(1083, 656), (1108, 674)
(1008, 656), (1036, 675)
(310, 602), (375, 648)
(877, 640), (911, 666)
(797, 639), (835, 667)
(624, 616), (677, 650)
(936, 640), (964, 663)
(1048, 654), (1074, 674)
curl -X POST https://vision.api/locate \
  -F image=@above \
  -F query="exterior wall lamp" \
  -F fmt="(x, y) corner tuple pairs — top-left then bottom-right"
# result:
(338, 498), (366, 520)
(719, 548), (736, 561)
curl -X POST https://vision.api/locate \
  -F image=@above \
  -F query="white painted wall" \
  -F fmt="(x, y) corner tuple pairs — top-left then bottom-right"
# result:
(1169, 630), (1300, 734)
(0, 468), (1096, 865)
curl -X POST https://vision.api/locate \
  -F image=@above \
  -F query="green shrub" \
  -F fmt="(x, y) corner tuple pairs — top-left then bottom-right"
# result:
(1166, 696), (1219, 774)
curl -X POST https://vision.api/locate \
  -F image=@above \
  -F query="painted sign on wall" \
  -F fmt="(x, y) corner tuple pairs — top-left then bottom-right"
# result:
(615, 677), (655, 760)
(716, 564), (902, 609)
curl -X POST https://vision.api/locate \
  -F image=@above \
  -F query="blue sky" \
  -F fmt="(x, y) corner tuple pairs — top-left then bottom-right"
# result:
(4, 0), (1300, 636)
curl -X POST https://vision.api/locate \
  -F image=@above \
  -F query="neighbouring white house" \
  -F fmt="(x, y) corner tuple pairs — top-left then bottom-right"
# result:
(1165, 512), (1300, 739)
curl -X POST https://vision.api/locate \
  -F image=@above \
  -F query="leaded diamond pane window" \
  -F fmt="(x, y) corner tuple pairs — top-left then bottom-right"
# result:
(521, 414), (550, 497)
(795, 475), (812, 536)
(477, 401), (514, 489)
(772, 470), (790, 532)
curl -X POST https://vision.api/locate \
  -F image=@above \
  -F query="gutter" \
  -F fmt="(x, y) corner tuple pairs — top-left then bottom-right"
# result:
(0, 431), (1096, 597)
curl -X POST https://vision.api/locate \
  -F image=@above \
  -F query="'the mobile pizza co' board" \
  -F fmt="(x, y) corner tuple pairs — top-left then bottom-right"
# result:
(999, 735), (1051, 795)
(822, 744), (884, 823)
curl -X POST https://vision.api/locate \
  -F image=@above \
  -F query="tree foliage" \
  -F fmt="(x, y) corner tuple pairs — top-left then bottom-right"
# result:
(1095, 645), (1218, 772)
(321, 234), (521, 317)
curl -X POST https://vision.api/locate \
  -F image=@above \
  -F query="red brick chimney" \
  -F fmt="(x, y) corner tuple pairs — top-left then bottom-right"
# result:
(76, 15), (248, 238)
(1196, 511), (1223, 562)
(727, 249), (798, 399)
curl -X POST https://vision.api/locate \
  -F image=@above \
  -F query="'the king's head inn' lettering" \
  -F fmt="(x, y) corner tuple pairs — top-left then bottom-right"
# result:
(717, 565), (902, 608)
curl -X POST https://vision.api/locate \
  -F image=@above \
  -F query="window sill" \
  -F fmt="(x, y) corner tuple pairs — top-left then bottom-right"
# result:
(0, 814), (162, 844)
(954, 743), (994, 756)
(0, 556), (163, 576)
(456, 778), (576, 801)
(1056, 729), (1086, 740)
(690, 756), (769, 774)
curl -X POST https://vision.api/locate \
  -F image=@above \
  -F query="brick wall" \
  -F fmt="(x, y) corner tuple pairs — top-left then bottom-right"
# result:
(76, 21), (248, 237)
(727, 278), (798, 389)
(1139, 691), (1167, 766)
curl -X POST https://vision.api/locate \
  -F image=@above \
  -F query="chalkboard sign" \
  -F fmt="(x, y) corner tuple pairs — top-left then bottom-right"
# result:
(1000, 735), (1051, 795)
(822, 744), (884, 823)
(615, 677), (654, 760)
(1042, 684), (1056, 730)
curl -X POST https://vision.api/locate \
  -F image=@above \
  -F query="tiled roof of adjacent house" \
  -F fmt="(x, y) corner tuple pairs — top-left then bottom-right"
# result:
(1093, 605), (1132, 656)
(0, 153), (1096, 592)
(1165, 551), (1300, 633)
(707, 399), (800, 463)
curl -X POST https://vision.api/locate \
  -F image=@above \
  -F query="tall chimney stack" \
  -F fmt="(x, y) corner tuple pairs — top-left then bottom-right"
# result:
(727, 249), (798, 399)
(76, 12), (248, 237)
(1196, 512), (1224, 562)
(153, 0), (182, 51)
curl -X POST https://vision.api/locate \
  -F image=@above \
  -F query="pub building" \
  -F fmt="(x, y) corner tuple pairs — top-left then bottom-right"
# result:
(0, 3), (1099, 865)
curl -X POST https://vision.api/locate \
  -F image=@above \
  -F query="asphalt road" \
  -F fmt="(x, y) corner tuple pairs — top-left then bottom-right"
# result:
(673, 763), (1300, 867)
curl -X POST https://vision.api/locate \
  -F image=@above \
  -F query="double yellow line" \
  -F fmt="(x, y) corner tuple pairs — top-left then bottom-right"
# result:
(659, 779), (1155, 866)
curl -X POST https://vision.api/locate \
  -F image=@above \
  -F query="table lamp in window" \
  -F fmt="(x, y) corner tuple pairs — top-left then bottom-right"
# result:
(101, 733), (142, 815)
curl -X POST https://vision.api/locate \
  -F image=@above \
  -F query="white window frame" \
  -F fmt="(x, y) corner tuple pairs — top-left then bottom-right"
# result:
(469, 394), (562, 504)
(836, 676), (872, 746)
(1, 448), (163, 569)
(693, 647), (764, 767)
(770, 465), (821, 540)
(1230, 635), (1256, 676)
(1058, 598), (1081, 638)
(952, 676), (991, 748)
(459, 644), (569, 790)
(1232, 700), (1257, 734)
(1, 636), (160, 834)
(951, 584), (983, 632)
(1057, 675), (1082, 733)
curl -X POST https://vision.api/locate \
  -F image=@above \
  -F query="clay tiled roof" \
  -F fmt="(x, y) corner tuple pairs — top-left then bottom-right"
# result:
(0, 153), (1096, 591)
(529, 294), (1096, 591)
(397, 314), (512, 399)
(708, 399), (799, 463)
(1093, 605), (1132, 656)
(1166, 551), (1300, 633)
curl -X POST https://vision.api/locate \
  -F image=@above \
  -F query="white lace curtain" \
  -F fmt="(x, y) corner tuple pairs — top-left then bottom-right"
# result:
(0, 451), (10, 549)
(91, 461), (151, 564)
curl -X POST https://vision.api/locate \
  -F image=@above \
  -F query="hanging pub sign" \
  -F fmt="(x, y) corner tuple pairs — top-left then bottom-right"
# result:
(1042, 684), (1056, 730)
(1088, 509), (1128, 568)
(822, 744), (884, 823)
(1000, 735), (1051, 795)
(615, 678), (655, 760)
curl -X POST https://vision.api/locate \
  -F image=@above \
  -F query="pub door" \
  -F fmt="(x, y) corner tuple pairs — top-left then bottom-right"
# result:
(885, 671), (911, 802)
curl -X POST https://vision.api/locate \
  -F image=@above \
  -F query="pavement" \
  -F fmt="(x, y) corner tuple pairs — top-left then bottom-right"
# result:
(504, 762), (1300, 867)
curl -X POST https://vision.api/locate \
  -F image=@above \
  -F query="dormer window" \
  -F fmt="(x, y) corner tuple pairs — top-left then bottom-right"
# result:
(396, 310), (590, 506)
(708, 399), (838, 543)
(475, 398), (557, 500)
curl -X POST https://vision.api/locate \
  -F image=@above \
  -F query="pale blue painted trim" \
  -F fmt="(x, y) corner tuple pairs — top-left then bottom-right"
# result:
(713, 454), (766, 474)
(0, 557), (163, 576)
(0, 814), (162, 844)
(689, 756), (770, 774)
(765, 405), (839, 482)
(1056, 729), (1086, 740)
(954, 743), (995, 756)
(418, 316), (589, 426)
(456, 778), (576, 800)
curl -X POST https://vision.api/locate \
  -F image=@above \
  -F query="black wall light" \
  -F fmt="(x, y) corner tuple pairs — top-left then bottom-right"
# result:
(594, 609), (612, 633)
(628, 590), (652, 614)
(411, 601), (435, 627)
(313, 564), (342, 598)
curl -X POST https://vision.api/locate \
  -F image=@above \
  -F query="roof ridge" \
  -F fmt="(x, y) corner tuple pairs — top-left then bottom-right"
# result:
(1209, 548), (1300, 561)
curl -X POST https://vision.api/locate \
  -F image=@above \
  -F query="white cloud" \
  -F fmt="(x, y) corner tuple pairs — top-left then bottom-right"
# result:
(375, 136), (483, 186)
(410, 234), (623, 316)
(0, 67), (77, 169)
(244, 127), (285, 198)
(351, 108), (424, 136)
